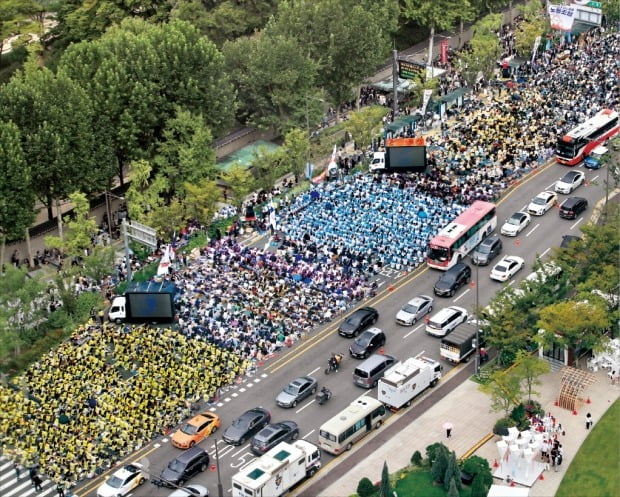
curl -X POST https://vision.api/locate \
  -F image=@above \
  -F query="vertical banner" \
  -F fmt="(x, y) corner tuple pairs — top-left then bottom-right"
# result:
(531, 36), (541, 63)
(440, 39), (448, 64)
(547, 4), (576, 31)
(421, 89), (433, 116)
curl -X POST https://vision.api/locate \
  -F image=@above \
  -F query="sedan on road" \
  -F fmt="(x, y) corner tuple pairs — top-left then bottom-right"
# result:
(527, 191), (558, 216)
(395, 295), (434, 325)
(276, 376), (318, 408)
(97, 463), (145, 497)
(500, 212), (531, 236)
(555, 170), (585, 194)
(172, 412), (220, 449)
(490, 256), (525, 282)
(338, 306), (379, 337)
(251, 421), (299, 455)
(169, 485), (209, 497)
(223, 407), (271, 445)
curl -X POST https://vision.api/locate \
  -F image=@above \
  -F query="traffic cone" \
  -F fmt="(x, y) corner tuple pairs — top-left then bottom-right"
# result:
(388, 284), (395, 291)
(510, 481), (515, 487)
(515, 239), (521, 246)
(586, 397), (591, 404)
(554, 398), (559, 406)
(493, 459), (499, 468)
(539, 473), (545, 480)
(572, 409), (578, 416)
(379, 347), (385, 355)
(210, 464), (216, 472)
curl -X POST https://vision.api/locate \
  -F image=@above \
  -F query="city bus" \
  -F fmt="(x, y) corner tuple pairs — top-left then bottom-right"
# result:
(427, 200), (497, 270)
(556, 109), (619, 166)
(318, 396), (387, 455)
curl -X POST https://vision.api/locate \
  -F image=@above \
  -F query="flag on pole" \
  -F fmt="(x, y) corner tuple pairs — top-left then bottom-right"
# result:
(421, 89), (433, 116)
(157, 245), (171, 276)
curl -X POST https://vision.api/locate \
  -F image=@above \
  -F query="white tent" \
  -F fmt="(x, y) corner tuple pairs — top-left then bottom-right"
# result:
(487, 484), (530, 497)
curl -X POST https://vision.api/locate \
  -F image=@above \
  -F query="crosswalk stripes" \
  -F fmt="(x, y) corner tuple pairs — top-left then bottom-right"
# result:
(0, 456), (56, 497)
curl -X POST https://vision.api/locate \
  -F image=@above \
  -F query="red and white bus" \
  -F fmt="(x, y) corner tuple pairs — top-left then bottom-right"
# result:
(427, 200), (497, 270)
(556, 109), (619, 166)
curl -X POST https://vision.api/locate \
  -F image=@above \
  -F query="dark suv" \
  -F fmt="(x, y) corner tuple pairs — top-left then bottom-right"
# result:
(472, 235), (502, 265)
(433, 263), (472, 297)
(159, 446), (209, 487)
(559, 197), (588, 219)
(250, 421), (299, 455)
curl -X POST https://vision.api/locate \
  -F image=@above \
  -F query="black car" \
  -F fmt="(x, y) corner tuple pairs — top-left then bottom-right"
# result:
(349, 327), (386, 359)
(250, 421), (299, 455)
(338, 306), (379, 337)
(559, 197), (588, 219)
(471, 235), (503, 266)
(159, 446), (209, 487)
(433, 263), (472, 297)
(560, 234), (582, 249)
(223, 407), (271, 445)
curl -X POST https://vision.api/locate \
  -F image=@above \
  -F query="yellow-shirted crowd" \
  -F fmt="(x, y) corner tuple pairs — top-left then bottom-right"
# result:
(0, 323), (248, 487)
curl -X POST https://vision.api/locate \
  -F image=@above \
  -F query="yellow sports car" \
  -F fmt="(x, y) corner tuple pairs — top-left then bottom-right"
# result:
(172, 412), (221, 449)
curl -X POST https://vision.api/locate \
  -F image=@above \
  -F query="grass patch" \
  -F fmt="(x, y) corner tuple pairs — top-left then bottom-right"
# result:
(555, 398), (620, 497)
(393, 469), (473, 497)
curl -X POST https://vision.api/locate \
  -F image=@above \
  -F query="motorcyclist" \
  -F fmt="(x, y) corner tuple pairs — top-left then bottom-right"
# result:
(321, 386), (331, 399)
(329, 353), (342, 370)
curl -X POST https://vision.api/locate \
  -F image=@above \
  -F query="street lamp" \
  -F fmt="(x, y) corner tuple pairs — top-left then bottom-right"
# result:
(467, 254), (481, 375)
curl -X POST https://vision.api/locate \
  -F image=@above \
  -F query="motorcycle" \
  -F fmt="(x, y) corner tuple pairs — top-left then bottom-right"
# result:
(315, 388), (332, 405)
(325, 353), (343, 375)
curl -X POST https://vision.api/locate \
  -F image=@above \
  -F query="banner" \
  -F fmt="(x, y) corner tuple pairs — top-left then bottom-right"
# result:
(421, 89), (433, 116)
(157, 245), (172, 276)
(440, 39), (448, 64)
(548, 4), (576, 31)
(531, 36), (541, 63)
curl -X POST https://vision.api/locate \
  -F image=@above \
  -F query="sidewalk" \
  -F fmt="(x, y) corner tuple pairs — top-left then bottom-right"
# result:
(302, 367), (618, 497)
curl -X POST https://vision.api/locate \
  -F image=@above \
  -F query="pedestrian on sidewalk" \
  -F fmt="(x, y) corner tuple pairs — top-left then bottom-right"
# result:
(33, 473), (43, 492)
(585, 412), (593, 429)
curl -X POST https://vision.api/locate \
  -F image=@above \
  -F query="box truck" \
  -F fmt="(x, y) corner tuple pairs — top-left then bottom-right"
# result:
(107, 281), (177, 324)
(377, 354), (442, 411)
(231, 440), (321, 497)
(439, 322), (485, 364)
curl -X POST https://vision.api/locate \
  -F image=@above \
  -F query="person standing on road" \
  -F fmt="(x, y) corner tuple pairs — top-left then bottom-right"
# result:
(32, 473), (43, 492)
(13, 461), (20, 481)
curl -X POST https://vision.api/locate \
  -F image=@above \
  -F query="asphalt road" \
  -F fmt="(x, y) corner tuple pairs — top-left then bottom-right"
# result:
(73, 156), (610, 497)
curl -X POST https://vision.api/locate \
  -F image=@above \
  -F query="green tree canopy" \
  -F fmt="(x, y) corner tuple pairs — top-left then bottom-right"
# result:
(345, 106), (390, 152)
(266, 0), (398, 120)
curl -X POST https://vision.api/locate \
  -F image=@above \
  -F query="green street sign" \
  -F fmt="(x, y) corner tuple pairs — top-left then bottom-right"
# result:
(587, 1), (601, 7)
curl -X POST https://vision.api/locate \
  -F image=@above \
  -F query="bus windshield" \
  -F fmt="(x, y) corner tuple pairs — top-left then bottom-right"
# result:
(556, 141), (577, 158)
(428, 246), (449, 262)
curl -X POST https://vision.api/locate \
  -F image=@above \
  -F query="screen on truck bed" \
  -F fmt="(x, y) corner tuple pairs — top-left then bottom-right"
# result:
(386, 146), (427, 172)
(126, 292), (174, 322)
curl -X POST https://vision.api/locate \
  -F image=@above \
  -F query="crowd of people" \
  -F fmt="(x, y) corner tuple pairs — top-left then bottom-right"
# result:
(0, 24), (618, 493)
(1, 324), (248, 487)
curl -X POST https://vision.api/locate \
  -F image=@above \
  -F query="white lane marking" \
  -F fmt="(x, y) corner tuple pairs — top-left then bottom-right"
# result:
(308, 366), (321, 376)
(404, 323), (425, 338)
(571, 217), (584, 230)
(540, 247), (550, 258)
(296, 400), (316, 413)
(453, 288), (471, 302)
(302, 429), (315, 440)
(526, 224), (539, 237)
(591, 175), (599, 182)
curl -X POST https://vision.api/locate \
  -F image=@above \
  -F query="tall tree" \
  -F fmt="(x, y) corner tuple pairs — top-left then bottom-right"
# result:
(345, 106), (390, 152)
(444, 451), (461, 491)
(536, 300), (610, 367)
(0, 57), (111, 222)
(513, 350), (550, 403)
(281, 128), (311, 183)
(266, 0), (398, 121)
(0, 121), (36, 266)
(59, 18), (235, 184)
(184, 179), (222, 228)
(480, 368), (522, 416)
(402, 0), (464, 69)
(380, 460), (391, 497)
(220, 164), (254, 214)
(222, 32), (321, 133)
(457, 13), (503, 85)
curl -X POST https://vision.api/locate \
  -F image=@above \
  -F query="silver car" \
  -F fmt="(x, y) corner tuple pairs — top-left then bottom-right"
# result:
(395, 295), (434, 325)
(276, 376), (318, 408)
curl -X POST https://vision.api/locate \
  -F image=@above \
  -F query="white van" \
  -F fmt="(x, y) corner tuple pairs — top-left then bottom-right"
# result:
(426, 306), (468, 337)
(108, 296), (126, 323)
(369, 151), (386, 172)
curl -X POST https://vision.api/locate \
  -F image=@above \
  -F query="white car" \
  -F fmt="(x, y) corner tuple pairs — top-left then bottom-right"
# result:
(97, 463), (146, 497)
(169, 484), (210, 497)
(500, 212), (531, 236)
(395, 295), (434, 325)
(490, 256), (525, 282)
(555, 170), (585, 194)
(527, 191), (558, 216)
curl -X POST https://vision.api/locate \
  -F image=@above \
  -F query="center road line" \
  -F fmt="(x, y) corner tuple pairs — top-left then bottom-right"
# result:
(404, 323), (424, 338)
(526, 223), (539, 236)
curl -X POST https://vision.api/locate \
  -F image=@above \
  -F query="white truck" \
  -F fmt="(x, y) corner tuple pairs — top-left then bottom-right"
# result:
(377, 354), (442, 411)
(231, 440), (321, 497)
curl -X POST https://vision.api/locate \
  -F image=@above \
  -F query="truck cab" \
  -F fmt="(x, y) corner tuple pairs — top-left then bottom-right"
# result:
(369, 151), (386, 172)
(108, 296), (126, 323)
